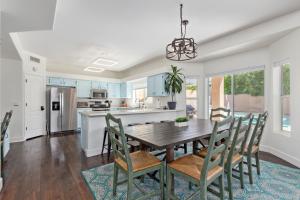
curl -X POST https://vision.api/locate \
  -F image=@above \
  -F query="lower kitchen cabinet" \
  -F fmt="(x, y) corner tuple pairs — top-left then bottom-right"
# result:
(77, 108), (92, 129)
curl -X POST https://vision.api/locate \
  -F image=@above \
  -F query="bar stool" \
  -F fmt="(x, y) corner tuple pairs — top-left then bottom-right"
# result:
(101, 127), (112, 160)
(127, 123), (143, 152)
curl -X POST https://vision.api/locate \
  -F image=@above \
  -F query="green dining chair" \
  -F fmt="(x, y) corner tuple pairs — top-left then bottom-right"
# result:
(199, 113), (253, 200)
(105, 113), (164, 200)
(166, 116), (234, 200)
(225, 113), (253, 200)
(244, 111), (268, 184)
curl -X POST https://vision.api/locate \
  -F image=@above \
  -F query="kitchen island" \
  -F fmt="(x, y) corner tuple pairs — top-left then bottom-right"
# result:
(80, 109), (185, 157)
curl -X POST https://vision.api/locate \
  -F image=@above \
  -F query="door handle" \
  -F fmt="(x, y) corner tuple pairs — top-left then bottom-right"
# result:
(41, 106), (45, 111)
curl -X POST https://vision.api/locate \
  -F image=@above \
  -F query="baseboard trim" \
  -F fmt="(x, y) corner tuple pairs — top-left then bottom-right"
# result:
(10, 137), (26, 143)
(83, 148), (102, 158)
(260, 145), (300, 168)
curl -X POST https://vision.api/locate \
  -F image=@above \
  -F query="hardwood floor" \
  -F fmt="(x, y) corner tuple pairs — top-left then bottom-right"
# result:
(0, 133), (297, 200)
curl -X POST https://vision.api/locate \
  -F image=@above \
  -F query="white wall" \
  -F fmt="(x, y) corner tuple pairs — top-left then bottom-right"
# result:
(200, 30), (300, 167)
(265, 28), (300, 167)
(0, 58), (25, 142)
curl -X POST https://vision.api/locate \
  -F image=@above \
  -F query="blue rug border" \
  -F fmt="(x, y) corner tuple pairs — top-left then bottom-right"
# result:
(80, 170), (98, 200)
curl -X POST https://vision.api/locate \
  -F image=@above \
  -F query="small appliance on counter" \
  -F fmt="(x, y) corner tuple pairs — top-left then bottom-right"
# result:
(90, 100), (112, 111)
(77, 101), (89, 108)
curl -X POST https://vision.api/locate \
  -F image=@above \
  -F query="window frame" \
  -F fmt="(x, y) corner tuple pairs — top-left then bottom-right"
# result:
(206, 67), (265, 119)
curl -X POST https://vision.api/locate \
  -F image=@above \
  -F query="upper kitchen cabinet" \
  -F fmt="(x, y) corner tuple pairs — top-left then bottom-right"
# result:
(48, 77), (64, 86)
(77, 80), (92, 98)
(63, 78), (77, 87)
(120, 82), (133, 98)
(91, 81), (101, 89)
(99, 81), (108, 90)
(47, 77), (77, 87)
(147, 73), (168, 97)
(92, 81), (108, 90)
(108, 83), (120, 98)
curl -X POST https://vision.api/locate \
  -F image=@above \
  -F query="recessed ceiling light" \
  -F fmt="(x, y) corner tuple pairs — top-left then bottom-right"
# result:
(84, 67), (105, 73)
(92, 58), (118, 66)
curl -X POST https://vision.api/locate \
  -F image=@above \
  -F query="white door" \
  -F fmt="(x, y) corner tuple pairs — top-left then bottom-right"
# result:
(25, 74), (46, 139)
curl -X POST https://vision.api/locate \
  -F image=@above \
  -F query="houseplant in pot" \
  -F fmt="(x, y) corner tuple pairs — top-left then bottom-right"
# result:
(165, 65), (184, 110)
(175, 116), (189, 127)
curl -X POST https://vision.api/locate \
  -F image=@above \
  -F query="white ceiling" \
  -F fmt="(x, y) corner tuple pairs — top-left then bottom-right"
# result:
(1, 0), (57, 59)
(17, 0), (300, 72)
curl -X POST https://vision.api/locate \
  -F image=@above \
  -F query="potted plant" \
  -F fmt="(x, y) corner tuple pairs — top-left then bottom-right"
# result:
(175, 116), (189, 127)
(165, 65), (184, 110)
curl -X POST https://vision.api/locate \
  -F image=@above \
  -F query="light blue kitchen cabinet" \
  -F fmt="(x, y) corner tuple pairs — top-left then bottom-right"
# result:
(120, 82), (133, 98)
(147, 76), (155, 97)
(99, 81), (108, 90)
(77, 80), (92, 98)
(91, 81), (101, 89)
(108, 83), (120, 98)
(63, 78), (77, 87)
(48, 77), (64, 86)
(147, 73), (168, 97)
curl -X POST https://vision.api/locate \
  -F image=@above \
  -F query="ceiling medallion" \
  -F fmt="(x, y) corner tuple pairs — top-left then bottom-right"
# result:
(166, 4), (197, 61)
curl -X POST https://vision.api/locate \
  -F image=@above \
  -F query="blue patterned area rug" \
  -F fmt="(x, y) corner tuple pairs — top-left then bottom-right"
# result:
(81, 151), (300, 200)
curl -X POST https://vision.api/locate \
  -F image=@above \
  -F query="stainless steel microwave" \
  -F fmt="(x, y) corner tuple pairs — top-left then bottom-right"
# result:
(90, 89), (108, 99)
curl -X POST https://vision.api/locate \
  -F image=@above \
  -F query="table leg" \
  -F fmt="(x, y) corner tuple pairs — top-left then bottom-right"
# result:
(193, 141), (198, 155)
(166, 145), (175, 192)
(140, 143), (148, 151)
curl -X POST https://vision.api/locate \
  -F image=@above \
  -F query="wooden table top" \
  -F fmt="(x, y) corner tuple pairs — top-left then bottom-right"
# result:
(124, 119), (228, 150)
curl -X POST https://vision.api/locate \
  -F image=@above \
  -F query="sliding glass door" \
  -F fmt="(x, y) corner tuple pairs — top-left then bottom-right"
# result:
(208, 68), (264, 117)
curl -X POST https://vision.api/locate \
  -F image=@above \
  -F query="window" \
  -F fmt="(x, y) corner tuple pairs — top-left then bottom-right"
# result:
(186, 79), (197, 117)
(208, 68), (265, 118)
(132, 88), (147, 104)
(280, 64), (291, 132)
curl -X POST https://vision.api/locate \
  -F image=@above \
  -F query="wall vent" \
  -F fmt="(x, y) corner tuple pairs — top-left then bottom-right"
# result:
(30, 56), (40, 63)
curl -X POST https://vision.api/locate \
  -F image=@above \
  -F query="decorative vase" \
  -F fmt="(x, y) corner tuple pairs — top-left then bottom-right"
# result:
(175, 121), (188, 127)
(167, 102), (177, 110)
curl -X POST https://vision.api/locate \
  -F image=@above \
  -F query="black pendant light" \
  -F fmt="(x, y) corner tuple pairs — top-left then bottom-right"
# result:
(166, 4), (197, 61)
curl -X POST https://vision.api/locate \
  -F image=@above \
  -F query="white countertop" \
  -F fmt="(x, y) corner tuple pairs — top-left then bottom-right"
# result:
(80, 108), (185, 117)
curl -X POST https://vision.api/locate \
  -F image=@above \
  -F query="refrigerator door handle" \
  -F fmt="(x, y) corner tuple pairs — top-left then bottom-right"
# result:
(61, 92), (64, 118)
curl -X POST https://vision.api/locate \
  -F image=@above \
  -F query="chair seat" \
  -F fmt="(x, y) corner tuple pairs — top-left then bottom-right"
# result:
(198, 147), (208, 158)
(115, 151), (161, 172)
(168, 154), (223, 181)
(244, 145), (259, 154)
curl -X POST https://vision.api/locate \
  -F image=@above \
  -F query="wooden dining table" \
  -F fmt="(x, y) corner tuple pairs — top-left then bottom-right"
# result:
(124, 118), (229, 163)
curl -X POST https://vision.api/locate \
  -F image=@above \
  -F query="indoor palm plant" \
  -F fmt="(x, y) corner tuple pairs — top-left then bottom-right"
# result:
(165, 65), (184, 110)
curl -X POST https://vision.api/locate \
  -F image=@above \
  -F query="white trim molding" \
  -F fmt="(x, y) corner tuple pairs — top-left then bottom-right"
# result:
(0, 177), (2, 191)
(260, 145), (300, 168)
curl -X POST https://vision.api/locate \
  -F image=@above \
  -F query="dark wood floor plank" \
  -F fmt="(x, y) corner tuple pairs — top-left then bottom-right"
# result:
(0, 132), (297, 200)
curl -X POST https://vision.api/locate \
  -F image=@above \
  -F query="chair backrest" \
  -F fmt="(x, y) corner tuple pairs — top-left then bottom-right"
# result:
(248, 111), (268, 153)
(105, 113), (133, 172)
(210, 107), (231, 121)
(1, 110), (13, 141)
(200, 116), (235, 183)
(227, 113), (253, 165)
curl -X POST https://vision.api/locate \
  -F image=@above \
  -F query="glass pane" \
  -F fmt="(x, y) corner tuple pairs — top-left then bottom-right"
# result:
(281, 64), (291, 131)
(233, 70), (264, 119)
(208, 75), (233, 117)
(186, 79), (197, 117)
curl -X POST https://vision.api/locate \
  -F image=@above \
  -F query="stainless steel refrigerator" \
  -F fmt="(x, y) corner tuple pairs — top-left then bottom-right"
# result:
(46, 86), (77, 133)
